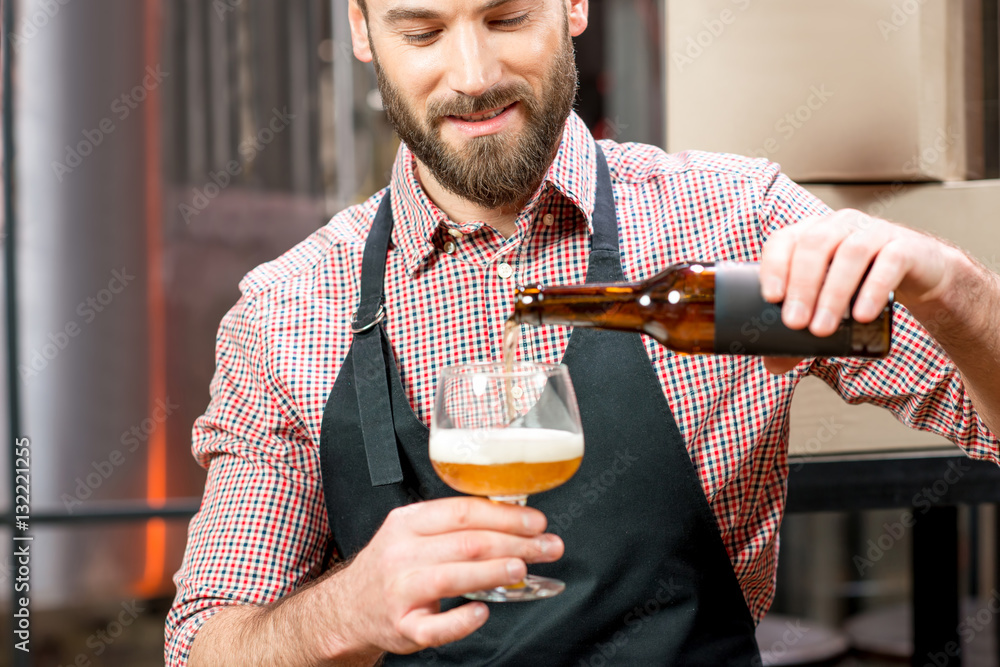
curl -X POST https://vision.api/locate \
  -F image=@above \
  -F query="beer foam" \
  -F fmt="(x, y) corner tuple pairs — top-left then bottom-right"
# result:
(429, 428), (584, 465)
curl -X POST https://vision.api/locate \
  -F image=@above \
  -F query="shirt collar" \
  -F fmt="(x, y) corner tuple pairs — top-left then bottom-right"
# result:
(389, 110), (598, 274)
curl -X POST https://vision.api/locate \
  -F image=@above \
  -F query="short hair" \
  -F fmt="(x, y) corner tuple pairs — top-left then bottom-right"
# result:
(356, 0), (368, 19)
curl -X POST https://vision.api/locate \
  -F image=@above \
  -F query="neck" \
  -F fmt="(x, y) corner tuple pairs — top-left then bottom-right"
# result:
(413, 159), (528, 239)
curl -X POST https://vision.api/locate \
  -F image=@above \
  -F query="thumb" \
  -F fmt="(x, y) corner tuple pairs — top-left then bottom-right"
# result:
(763, 356), (804, 375)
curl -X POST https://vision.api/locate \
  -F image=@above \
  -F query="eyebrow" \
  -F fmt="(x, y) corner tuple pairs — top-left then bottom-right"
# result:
(383, 0), (520, 26)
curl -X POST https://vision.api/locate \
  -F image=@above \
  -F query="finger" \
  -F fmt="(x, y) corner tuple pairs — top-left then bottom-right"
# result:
(402, 558), (527, 601)
(853, 239), (910, 321)
(759, 221), (808, 303)
(783, 212), (859, 329)
(763, 357), (805, 375)
(811, 225), (889, 336)
(396, 603), (489, 649)
(420, 531), (564, 565)
(406, 497), (547, 537)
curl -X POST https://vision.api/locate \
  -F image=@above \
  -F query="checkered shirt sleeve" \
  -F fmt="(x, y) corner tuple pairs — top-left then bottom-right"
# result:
(164, 294), (332, 666)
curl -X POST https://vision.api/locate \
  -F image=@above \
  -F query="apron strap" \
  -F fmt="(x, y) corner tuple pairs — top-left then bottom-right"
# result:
(590, 145), (621, 257)
(353, 193), (404, 486)
(586, 145), (626, 284)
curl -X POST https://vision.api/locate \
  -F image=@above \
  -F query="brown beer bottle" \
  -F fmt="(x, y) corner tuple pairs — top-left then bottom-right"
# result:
(511, 262), (892, 357)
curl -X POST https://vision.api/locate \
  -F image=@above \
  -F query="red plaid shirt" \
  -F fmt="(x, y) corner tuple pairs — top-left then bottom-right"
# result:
(165, 112), (999, 665)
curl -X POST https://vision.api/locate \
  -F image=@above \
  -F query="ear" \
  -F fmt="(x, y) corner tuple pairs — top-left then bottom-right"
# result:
(349, 0), (373, 63)
(567, 0), (588, 37)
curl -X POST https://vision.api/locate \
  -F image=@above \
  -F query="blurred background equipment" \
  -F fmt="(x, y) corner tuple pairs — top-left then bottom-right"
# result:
(0, 0), (664, 664)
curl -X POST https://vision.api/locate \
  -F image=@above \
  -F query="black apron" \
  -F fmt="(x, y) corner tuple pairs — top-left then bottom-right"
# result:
(320, 146), (762, 665)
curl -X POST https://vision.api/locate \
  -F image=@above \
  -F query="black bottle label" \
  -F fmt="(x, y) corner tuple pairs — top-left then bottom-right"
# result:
(713, 263), (853, 357)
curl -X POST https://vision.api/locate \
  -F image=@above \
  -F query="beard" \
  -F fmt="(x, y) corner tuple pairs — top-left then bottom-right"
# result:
(371, 29), (578, 210)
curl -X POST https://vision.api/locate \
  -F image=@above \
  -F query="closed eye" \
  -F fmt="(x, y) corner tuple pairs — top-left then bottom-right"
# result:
(493, 14), (530, 28)
(403, 30), (441, 44)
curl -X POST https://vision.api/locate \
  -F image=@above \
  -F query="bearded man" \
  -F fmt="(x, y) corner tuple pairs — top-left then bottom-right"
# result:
(166, 1), (1000, 665)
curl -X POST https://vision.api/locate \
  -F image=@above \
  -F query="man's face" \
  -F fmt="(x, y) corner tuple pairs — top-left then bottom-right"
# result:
(350, 1), (587, 210)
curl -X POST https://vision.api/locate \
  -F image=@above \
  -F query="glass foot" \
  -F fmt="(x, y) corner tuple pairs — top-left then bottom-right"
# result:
(463, 575), (565, 602)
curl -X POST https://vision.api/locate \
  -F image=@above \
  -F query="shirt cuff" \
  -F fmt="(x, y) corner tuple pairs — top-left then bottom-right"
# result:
(165, 606), (225, 667)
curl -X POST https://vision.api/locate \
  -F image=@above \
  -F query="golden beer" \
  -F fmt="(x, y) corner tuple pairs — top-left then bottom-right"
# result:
(429, 428), (584, 497)
(432, 459), (583, 496)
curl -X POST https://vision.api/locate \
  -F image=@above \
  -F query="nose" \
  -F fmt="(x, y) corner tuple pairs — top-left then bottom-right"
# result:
(445, 22), (502, 98)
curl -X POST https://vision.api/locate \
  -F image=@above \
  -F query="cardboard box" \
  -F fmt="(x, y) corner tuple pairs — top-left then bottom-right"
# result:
(666, 0), (983, 182)
(803, 180), (1000, 261)
(788, 180), (1000, 457)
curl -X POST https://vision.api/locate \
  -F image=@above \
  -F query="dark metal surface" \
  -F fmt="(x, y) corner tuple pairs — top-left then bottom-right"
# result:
(787, 454), (998, 667)
(786, 453), (1000, 513)
(913, 506), (961, 667)
(0, 497), (202, 526)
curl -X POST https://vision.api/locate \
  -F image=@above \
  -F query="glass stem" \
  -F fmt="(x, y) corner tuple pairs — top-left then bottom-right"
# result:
(489, 495), (528, 506)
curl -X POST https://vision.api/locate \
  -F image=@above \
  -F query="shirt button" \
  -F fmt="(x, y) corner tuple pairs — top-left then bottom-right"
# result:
(443, 241), (457, 254)
(543, 214), (555, 227)
(497, 262), (514, 279)
(448, 228), (464, 240)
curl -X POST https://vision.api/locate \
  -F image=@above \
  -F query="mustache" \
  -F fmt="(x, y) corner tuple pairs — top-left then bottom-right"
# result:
(427, 82), (533, 122)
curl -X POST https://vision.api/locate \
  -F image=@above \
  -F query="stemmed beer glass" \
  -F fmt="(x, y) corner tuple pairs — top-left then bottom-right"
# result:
(430, 362), (584, 602)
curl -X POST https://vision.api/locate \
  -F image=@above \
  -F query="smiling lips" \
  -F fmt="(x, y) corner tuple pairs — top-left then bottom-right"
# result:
(450, 104), (513, 123)
(442, 102), (520, 137)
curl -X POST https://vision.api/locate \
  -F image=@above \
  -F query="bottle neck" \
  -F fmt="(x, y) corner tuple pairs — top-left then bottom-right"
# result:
(512, 284), (647, 332)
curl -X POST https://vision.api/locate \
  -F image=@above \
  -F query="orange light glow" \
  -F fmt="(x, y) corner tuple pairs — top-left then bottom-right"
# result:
(135, 0), (167, 599)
